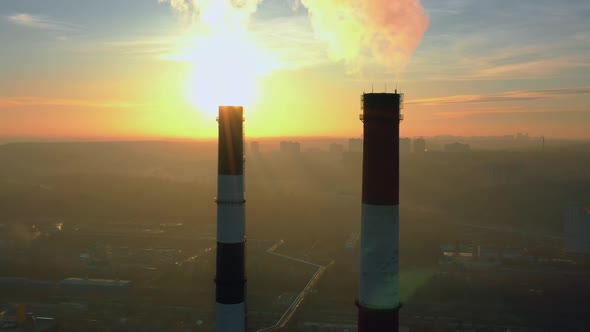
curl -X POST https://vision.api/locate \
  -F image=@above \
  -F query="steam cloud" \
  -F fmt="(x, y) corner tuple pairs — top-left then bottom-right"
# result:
(160, 0), (429, 72)
(299, 0), (429, 72)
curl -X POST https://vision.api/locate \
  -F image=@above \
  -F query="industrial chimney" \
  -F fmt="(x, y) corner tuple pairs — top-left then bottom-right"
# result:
(216, 106), (246, 332)
(357, 91), (403, 331)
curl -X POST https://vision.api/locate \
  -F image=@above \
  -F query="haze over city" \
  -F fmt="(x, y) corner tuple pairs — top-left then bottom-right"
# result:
(1, 1), (590, 332)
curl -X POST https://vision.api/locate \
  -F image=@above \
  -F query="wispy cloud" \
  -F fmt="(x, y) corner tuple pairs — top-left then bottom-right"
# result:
(80, 14), (330, 70)
(400, 0), (590, 82)
(408, 87), (590, 106)
(462, 55), (590, 81)
(404, 42), (590, 82)
(7, 13), (81, 32)
(0, 97), (141, 109)
(84, 37), (184, 58)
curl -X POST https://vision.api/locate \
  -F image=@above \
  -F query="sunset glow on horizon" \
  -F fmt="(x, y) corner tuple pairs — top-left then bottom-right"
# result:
(1, 0), (589, 140)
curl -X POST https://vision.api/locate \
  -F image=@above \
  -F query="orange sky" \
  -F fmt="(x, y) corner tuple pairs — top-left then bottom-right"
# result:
(1, 0), (589, 140)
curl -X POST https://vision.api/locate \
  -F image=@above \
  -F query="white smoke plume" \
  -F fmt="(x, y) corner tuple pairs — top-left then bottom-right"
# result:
(299, 0), (429, 73)
(160, 0), (429, 73)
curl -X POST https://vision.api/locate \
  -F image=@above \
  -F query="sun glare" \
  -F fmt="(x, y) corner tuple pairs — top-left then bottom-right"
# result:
(184, 32), (261, 114)
(175, 3), (281, 116)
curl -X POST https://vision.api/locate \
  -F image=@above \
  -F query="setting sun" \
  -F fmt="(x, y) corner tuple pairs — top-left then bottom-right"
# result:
(166, 0), (282, 116)
(181, 30), (279, 115)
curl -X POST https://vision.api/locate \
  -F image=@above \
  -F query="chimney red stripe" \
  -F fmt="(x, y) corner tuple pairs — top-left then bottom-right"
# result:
(361, 94), (400, 206)
(357, 301), (400, 330)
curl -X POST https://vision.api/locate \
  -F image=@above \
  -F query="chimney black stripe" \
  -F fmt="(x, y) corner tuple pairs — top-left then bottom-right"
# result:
(218, 106), (244, 176)
(216, 242), (246, 304)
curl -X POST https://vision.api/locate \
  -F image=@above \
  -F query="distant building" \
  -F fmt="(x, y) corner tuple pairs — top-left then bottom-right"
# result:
(444, 142), (471, 152)
(348, 138), (362, 152)
(413, 137), (426, 153)
(279, 141), (301, 154)
(329, 142), (344, 154)
(250, 141), (259, 154)
(564, 203), (590, 256)
(400, 137), (411, 154)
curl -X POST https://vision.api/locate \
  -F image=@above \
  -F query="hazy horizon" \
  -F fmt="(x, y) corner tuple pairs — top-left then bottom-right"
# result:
(1, 133), (589, 145)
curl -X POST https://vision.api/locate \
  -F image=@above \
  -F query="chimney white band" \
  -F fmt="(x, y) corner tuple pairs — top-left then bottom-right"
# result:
(217, 175), (245, 202)
(359, 204), (400, 309)
(216, 302), (246, 332)
(217, 203), (245, 244)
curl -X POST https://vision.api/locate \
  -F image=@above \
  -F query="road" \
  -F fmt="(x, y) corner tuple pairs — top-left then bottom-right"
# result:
(256, 240), (333, 332)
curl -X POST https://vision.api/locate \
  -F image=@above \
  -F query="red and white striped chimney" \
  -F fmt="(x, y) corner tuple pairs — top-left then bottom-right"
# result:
(216, 106), (246, 332)
(357, 92), (402, 331)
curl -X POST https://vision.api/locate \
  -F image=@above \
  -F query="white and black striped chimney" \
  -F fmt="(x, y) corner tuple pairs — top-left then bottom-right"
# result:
(216, 106), (246, 332)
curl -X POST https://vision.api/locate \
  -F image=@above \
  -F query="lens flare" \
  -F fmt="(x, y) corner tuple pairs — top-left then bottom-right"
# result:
(162, 0), (279, 116)
(181, 30), (279, 115)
